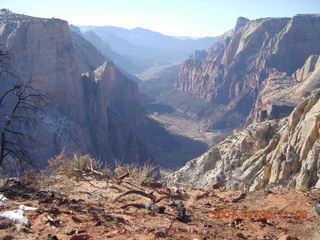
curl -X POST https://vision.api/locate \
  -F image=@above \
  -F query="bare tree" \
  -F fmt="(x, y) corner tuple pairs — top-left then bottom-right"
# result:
(0, 49), (47, 168)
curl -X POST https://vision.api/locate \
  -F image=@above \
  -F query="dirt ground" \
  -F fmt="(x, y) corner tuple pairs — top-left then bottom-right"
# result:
(0, 175), (319, 240)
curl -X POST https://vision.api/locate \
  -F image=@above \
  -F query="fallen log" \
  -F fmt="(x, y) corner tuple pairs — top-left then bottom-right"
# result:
(116, 172), (129, 180)
(114, 190), (157, 202)
(120, 203), (145, 209)
(120, 202), (165, 213)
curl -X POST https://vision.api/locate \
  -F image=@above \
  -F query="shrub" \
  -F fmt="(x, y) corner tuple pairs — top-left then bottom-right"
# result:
(19, 168), (42, 188)
(115, 162), (156, 185)
(185, 195), (197, 209)
(64, 153), (103, 178)
(303, 91), (311, 98)
(47, 149), (68, 174)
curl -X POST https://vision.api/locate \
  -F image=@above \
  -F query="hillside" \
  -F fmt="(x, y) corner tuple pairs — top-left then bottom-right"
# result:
(165, 90), (320, 191)
(176, 14), (320, 130)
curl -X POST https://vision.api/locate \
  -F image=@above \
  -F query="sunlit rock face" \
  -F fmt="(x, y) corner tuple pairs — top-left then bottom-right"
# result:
(176, 14), (320, 129)
(0, 10), (152, 166)
(165, 91), (320, 191)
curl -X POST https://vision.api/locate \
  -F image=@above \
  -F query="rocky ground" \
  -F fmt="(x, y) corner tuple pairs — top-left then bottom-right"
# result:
(165, 90), (320, 192)
(0, 174), (319, 240)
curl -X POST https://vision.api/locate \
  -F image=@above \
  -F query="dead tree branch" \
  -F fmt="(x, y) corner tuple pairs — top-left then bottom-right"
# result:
(0, 79), (47, 167)
(114, 190), (157, 202)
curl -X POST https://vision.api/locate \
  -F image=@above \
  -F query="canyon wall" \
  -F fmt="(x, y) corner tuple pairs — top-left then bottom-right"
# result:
(0, 10), (152, 166)
(176, 14), (320, 129)
(165, 91), (320, 191)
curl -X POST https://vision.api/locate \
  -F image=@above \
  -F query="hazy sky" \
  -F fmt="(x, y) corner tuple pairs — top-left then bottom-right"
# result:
(1, 0), (320, 37)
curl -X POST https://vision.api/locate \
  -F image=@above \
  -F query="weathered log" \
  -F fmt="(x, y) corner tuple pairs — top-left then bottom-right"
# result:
(116, 172), (129, 180)
(115, 190), (157, 202)
(120, 202), (165, 213)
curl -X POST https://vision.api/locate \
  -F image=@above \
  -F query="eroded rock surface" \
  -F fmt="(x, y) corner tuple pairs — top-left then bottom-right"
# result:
(165, 91), (320, 191)
(176, 14), (320, 129)
(0, 10), (151, 166)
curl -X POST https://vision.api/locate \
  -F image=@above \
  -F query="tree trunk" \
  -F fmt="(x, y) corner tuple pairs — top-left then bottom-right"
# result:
(0, 131), (5, 166)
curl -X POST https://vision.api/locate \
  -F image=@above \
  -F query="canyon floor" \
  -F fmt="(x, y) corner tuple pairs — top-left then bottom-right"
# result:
(0, 175), (319, 240)
(148, 112), (230, 145)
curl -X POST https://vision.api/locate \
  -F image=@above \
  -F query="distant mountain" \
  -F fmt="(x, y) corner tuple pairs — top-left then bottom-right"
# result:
(69, 26), (142, 83)
(78, 26), (219, 78)
(80, 26), (217, 51)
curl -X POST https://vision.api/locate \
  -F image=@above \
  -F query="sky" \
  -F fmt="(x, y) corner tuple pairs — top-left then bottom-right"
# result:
(1, 0), (320, 37)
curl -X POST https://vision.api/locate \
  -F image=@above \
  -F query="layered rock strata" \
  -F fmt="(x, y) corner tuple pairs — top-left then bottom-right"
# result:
(165, 91), (320, 191)
(0, 10), (152, 166)
(176, 14), (320, 128)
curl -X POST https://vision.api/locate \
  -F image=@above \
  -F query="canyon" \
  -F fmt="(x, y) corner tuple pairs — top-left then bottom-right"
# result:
(0, 8), (320, 240)
(1, 9), (320, 193)
(176, 14), (320, 130)
(164, 14), (320, 191)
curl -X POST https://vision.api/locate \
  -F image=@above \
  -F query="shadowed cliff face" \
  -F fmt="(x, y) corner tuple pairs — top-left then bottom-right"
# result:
(165, 90), (320, 191)
(0, 12), (152, 166)
(176, 14), (320, 129)
(81, 61), (150, 164)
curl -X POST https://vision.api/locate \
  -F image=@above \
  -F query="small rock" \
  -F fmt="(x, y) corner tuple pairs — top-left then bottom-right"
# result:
(212, 184), (220, 189)
(94, 221), (103, 226)
(45, 215), (63, 228)
(71, 216), (82, 223)
(0, 222), (13, 229)
(47, 234), (59, 240)
(315, 198), (320, 215)
(232, 193), (247, 203)
(48, 208), (61, 215)
(277, 234), (299, 240)
(169, 200), (184, 208)
(69, 235), (90, 240)
(203, 224), (212, 228)
(66, 230), (77, 236)
(236, 232), (247, 239)
(150, 205), (165, 214)
(154, 231), (167, 238)
(176, 207), (187, 222)
(2, 236), (14, 240)
(0, 194), (8, 202)
(233, 218), (243, 225)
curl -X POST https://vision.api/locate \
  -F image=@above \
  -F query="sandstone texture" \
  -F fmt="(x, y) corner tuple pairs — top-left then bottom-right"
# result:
(176, 14), (320, 129)
(165, 91), (320, 191)
(0, 10), (152, 166)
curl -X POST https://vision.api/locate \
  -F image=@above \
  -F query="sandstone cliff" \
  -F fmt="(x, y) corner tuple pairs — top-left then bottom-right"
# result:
(165, 90), (320, 191)
(0, 10), (152, 166)
(176, 14), (320, 129)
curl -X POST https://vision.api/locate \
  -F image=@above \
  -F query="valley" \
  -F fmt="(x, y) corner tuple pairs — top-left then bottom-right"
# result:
(0, 4), (320, 239)
(1, 8), (319, 188)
